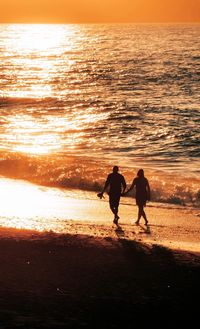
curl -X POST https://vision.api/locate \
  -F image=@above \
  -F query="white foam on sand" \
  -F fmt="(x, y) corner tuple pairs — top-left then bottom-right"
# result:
(0, 177), (199, 252)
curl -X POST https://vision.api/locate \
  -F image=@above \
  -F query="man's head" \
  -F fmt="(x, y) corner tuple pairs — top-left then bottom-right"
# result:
(113, 166), (119, 173)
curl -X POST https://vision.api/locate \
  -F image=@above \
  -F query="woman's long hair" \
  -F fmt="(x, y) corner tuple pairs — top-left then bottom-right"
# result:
(137, 169), (144, 178)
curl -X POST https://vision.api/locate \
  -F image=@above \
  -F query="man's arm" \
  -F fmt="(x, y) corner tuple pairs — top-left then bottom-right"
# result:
(121, 176), (127, 195)
(97, 175), (110, 199)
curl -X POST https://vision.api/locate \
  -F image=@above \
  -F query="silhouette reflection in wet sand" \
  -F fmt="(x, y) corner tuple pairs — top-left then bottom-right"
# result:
(137, 223), (151, 235)
(123, 169), (150, 226)
(97, 166), (126, 225)
(115, 225), (125, 239)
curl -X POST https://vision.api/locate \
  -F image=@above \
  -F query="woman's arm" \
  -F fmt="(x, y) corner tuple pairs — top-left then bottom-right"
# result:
(122, 178), (136, 196)
(146, 179), (151, 201)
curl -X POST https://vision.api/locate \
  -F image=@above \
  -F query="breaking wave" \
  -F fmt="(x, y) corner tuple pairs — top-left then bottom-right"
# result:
(0, 153), (200, 207)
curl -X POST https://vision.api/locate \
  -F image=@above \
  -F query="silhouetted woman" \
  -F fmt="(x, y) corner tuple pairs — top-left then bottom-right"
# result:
(125, 169), (150, 225)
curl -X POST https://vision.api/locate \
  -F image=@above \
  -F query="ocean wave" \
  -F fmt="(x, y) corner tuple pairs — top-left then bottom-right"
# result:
(0, 96), (56, 107)
(0, 153), (200, 207)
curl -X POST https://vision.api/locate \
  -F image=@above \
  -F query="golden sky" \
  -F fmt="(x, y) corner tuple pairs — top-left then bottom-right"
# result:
(0, 0), (199, 23)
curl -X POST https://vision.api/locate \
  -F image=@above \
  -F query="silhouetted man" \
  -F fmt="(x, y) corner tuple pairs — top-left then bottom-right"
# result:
(98, 166), (126, 224)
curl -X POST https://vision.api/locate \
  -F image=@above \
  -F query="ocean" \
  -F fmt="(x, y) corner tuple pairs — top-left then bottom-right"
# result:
(0, 23), (200, 206)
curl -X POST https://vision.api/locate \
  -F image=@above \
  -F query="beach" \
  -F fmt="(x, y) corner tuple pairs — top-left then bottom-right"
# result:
(0, 179), (199, 328)
(0, 227), (199, 328)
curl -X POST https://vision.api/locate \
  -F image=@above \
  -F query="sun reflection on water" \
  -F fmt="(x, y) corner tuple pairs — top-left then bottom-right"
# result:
(3, 24), (77, 99)
(4, 112), (87, 155)
(6, 24), (75, 55)
(1, 24), (89, 155)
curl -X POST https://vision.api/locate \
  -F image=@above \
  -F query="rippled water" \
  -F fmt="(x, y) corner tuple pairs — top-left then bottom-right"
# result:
(0, 24), (200, 205)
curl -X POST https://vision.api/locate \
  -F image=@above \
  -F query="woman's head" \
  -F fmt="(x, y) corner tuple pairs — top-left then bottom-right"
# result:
(137, 169), (144, 177)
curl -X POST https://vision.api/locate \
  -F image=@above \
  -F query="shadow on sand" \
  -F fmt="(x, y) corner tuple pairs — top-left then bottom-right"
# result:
(0, 230), (199, 328)
(114, 224), (125, 239)
(138, 223), (151, 234)
(114, 221), (151, 239)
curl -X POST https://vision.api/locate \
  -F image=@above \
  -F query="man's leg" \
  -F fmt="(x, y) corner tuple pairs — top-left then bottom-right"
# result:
(109, 196), (120, 224)
(113, 196), (120, 224)
(109, 199), (116, 215)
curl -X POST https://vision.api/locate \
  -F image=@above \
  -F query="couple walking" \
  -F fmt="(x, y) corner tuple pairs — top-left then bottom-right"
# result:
(98, 166), (150, 225)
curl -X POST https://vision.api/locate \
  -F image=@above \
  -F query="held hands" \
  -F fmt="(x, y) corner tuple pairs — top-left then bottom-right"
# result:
(98, 191), (132, 198)
(121, 190), (129, 197)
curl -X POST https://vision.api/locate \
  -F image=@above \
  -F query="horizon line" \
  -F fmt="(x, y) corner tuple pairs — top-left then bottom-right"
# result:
(0, 21), (199, 25)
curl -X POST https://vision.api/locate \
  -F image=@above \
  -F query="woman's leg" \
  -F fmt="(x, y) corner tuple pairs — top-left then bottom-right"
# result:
(142, 209), (148, 224)
(135, 205), (143, 224)
(136, 205), (148, 225)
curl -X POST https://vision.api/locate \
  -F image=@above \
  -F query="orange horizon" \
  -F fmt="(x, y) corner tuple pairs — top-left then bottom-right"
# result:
(0, 0), (200, 24)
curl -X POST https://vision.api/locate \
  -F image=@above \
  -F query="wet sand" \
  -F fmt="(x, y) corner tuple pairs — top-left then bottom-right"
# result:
(0, 177), (200, 253)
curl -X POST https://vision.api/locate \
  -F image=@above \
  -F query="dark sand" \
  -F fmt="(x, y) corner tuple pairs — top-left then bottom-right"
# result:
(0, 227), (199, 328)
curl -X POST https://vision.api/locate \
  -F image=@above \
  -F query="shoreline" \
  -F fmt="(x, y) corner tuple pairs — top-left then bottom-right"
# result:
(0, 177), (200, 253)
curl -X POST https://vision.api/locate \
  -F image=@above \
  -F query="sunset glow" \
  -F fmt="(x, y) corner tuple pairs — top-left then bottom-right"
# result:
(0, 0), (199, 23)
(1, 24), (76, 100)
(0, 178), (84, 230)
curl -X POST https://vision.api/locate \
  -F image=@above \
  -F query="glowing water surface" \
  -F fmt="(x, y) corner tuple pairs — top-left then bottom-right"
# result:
(0, 24), (199, 169)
